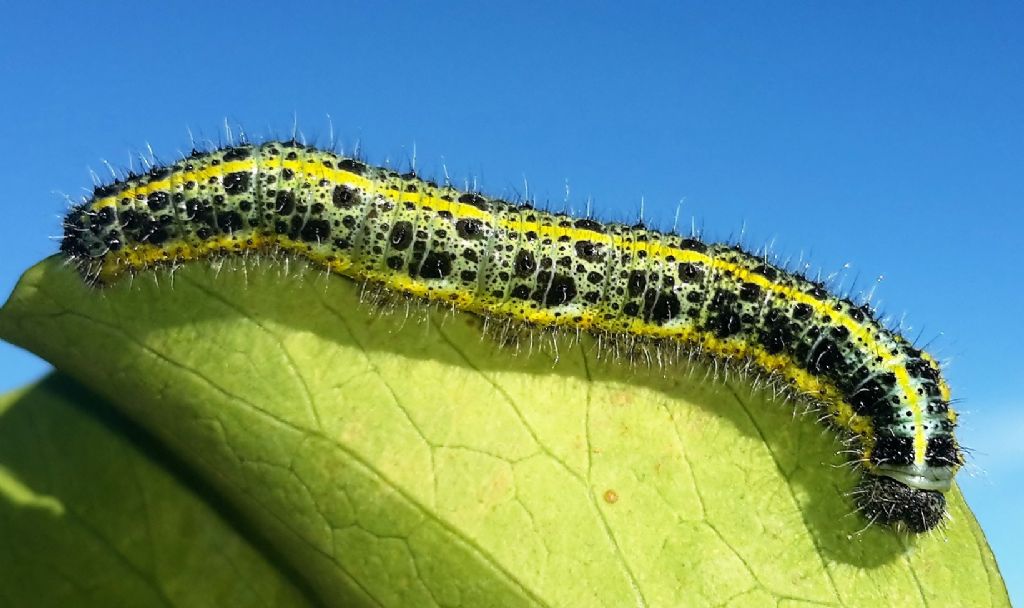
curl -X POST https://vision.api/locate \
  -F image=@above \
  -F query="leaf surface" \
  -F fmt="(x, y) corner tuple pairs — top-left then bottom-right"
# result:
(0, 373), (314, 608)
(0, 257), (1009, 607)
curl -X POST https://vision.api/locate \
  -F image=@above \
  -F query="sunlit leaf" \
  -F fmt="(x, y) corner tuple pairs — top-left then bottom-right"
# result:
(0, 257), (1009, 607)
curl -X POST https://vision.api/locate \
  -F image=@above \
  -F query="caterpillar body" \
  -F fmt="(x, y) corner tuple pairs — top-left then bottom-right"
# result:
(60, 140), (962, 532)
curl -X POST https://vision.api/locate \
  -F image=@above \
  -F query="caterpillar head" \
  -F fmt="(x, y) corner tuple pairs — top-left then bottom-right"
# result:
(854, 475), (946, 533)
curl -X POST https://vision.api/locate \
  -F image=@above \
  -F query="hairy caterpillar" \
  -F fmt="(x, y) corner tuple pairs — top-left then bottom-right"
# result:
(60, 139), (962, 532)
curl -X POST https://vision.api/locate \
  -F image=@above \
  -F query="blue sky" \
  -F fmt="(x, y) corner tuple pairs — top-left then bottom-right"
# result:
(1, 1), (1021, 600)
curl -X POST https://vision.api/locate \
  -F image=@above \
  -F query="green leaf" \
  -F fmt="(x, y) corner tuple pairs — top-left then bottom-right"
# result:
(0, 257), (1009, 607)
(0, 374), (314, 608)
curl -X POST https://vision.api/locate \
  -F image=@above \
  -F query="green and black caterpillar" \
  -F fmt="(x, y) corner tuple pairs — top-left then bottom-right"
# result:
(61, 140), (963, 532)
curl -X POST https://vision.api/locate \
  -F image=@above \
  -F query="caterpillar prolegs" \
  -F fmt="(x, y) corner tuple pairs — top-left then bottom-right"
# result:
(60, 140), (963, 532)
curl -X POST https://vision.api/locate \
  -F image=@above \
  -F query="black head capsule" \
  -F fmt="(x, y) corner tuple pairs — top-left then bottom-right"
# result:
(854, 475), (946, 533)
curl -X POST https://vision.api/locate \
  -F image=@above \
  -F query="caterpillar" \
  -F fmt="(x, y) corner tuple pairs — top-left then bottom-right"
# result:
(60, 139), (962, 532)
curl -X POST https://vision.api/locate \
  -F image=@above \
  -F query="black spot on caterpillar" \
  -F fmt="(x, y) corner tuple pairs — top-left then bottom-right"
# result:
(60, 140), (963, 532)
